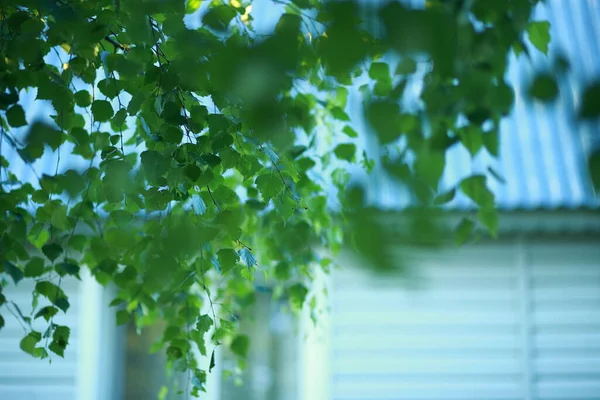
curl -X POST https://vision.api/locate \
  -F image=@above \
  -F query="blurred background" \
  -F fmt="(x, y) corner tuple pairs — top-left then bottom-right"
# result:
(2, 0), (600, 399)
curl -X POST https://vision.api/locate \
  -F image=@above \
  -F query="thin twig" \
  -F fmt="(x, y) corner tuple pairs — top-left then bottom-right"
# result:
(206, 185), (221, 212)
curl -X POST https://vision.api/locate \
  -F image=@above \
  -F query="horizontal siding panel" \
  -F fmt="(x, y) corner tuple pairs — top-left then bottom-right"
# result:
(332, 381), (521, 399)
(333, 334), (520, 352)
(334, 288), (519, 302)
(533, 310), (600, 325)
(0, 385), (75, 400)
(534, 357), (600, 374)
(333, 358), (521, 375)
(533, 288), (600, 303)
(535, 333), (600, 350)
(0, 280), (81, 400)
(536, 381), (600, 399)
(0, 361), (78, 379)
(333, 325), (521, 337)
(333, 311), (519, 326)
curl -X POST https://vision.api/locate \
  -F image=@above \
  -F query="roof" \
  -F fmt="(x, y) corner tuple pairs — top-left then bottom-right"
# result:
(365, 0), (600, 210)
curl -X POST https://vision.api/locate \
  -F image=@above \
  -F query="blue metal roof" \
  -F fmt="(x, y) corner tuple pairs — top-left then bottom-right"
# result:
(364, 0), (600, 210)
(2, 0), (599, 211)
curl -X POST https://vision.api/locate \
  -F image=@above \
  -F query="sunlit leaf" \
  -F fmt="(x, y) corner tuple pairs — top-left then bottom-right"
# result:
(526, 21), (551, 55)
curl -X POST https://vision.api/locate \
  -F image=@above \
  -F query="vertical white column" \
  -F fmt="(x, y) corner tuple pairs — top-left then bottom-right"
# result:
(299, 267), (331, 400)
(517, 236), (535, 400)
(76, 269), (102, 400)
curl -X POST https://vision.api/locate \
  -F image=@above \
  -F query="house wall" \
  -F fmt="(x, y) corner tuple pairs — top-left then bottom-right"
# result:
(323, 236), (600, 400)
(0, 277), (83, 400)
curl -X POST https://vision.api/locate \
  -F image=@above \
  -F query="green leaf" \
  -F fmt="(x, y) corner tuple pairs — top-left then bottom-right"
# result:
(6, 105), (27, 127)
(579, 81), (600, 119)
(74, 90), (92, 107)
(217, 248), (239, 274)
(209, 349), (216, 373)
(330, 107), (350, 121)
(433, 188), (456, 206)
(91, 100), (114, 122)
(255, 174), (285, 201)
(333, 143), (356, 162)
(20, 331), (42, 356)
(3, 261), (24, 284)
(342, 125), (359, 138)
(42, 243), (63, 262)
(49, 325), (70, 357)
(203, 5), (236, 31)
(366, 101), (400, 144)
(35, 281), (70, 312)
(55, 262), (80, 278)
(526, 21), (551, 55)
(196, 314), (213, 334)
(24, 257), (45, 277)
(396, 57), (417, 75)
(588, 150), (600, 191)
(460, 175), (494, 208)
(456, 218), (475, 245)
(414, 150), (445, 189)
(457, 126), (483, 156)
(230, 334), (250, 358)
(34, 306), (59, 322)
(186, 0), (202, 14)
(116, 309), (129, 326)
(529, 74), (558, 102)
(289, 283), (308, 310)
(24, 122), (65, 160)
(369, 62), (390, 81)
(477, 207), (499, 237)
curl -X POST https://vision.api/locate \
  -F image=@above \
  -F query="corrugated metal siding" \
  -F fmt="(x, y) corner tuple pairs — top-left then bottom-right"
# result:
(529, 243), (600, 400)
(330, 241), (600, 400)
(0, 279), (82, 400)
(363, 0), (600, 210)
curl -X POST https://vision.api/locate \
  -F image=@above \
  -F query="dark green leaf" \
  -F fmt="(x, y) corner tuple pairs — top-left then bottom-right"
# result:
(369, 62), (390, 81)
(35, 281), (69, 312)
(55, 262), (80, 278)
(74, 90), (92, 107)
(529, 74), (558, 102)
(3, 261), (24, 284)
(588, 150), (600, 191)
(580, 81), (600, 119)
(42, 243), (63, 262)
(24, 257), (45, 277)
(209, 349), (216, 373)
(333, 143), (356, 162)
(91, 100), (114, 122)
(6, 105), (27, 127)
(203, 5), (236, 31)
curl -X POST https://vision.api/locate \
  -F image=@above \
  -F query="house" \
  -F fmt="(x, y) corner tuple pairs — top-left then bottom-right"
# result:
(302, 1), (600, 399)
(2, 0), (599, 399)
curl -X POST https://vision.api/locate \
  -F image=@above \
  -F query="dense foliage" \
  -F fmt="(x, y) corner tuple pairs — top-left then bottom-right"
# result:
(5, 0), (597, 396)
